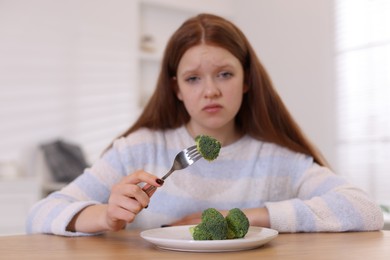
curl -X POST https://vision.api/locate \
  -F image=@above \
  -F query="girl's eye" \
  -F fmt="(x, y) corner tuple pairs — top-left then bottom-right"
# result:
(219, 71), (233, 79)
(185, 76), (200, 84)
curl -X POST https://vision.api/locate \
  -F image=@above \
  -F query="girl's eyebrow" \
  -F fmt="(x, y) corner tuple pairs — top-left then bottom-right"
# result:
(180, 63), (235, 76)
(218, 64), (235, 70)
(180, 69), (197, 76)
(178, 64), (201, 77)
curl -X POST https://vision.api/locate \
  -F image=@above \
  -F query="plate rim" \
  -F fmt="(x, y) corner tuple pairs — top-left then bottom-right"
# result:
(140, 225), (278, 252)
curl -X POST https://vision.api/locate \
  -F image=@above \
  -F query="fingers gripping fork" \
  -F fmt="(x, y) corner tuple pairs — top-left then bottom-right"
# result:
(143, 145), (201, 196)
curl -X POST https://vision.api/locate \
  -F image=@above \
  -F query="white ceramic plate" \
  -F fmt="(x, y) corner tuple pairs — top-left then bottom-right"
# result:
(140, 225), (278, 252)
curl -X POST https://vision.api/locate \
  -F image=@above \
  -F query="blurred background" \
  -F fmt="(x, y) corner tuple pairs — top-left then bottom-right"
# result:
(0, 0), (389, 234)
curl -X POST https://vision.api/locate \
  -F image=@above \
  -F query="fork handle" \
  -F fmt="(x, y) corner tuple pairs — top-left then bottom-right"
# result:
(143, 185), (157, 197)
(144, 167), (175, 197)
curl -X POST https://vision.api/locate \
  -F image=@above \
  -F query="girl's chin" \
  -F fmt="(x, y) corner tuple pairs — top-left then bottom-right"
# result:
(188, 117), (234, 130)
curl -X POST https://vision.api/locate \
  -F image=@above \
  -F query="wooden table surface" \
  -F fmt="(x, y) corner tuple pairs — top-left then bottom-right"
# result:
(1, 229), (389, 260)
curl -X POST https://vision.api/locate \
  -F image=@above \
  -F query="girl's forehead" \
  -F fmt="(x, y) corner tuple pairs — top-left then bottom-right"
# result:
(182, 44), (231, 57)
(178, 44), (239, 72)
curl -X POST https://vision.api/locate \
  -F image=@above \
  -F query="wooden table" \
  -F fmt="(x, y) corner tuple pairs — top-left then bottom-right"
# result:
(1, 230), (389, 259)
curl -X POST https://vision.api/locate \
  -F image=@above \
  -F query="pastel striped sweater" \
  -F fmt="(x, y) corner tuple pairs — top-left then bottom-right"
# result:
(26, 126), (384, 236)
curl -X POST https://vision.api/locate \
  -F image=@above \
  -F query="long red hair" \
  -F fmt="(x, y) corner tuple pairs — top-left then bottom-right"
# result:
(109, 13), (329, 167)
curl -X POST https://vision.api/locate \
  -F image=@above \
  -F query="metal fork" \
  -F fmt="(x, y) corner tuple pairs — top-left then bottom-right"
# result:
(143, 145), (202, 196)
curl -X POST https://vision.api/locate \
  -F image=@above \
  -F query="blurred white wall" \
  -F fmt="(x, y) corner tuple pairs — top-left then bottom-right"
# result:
(234, 0), (336, 168)
(0, 0), (140, 177)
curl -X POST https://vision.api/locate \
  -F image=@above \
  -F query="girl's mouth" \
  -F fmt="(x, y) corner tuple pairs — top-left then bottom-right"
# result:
(203, 104), (222, 113)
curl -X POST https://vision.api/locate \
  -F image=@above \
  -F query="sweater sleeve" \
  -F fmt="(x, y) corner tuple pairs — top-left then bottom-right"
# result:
(26, 141), (127, 236)
(265, 164), (384, 232)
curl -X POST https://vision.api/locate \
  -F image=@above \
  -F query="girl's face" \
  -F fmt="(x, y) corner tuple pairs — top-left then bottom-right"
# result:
(176, 44), (246, 136)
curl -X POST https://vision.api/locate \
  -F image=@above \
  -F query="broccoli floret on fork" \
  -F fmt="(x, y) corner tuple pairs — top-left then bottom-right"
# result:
(195, 135), (221, 161)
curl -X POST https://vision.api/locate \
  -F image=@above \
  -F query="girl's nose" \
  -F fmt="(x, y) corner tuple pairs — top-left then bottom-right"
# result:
(204, 79), (221, 99)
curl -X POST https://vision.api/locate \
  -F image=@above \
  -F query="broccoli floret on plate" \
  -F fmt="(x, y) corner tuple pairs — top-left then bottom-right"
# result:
(225, 208), (250, 239)
(195, 135), (221, 161)
(189, 208), (228, 240)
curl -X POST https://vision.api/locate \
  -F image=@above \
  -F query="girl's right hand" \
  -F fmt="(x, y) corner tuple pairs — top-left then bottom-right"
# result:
(104, 170), (164, 231)
(66, 170), (164, 233)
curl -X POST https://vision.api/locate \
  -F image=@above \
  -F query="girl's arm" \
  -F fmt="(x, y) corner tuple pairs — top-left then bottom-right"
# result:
(265, 164), (384, 232)
(66, 171), (163, 233)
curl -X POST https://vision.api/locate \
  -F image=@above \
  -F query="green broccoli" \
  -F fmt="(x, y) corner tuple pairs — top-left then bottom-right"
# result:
(189, 208), (228, 240)
(195, 135), (221, 161)
(225, 208), (250, 239)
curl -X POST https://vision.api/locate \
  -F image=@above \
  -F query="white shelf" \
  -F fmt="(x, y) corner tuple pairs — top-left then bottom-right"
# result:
(136, 1), (195, 107)
(138, 51), (162, 63)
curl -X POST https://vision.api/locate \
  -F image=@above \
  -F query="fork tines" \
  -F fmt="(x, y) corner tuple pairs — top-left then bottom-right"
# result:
(186, 145), (202, 161)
